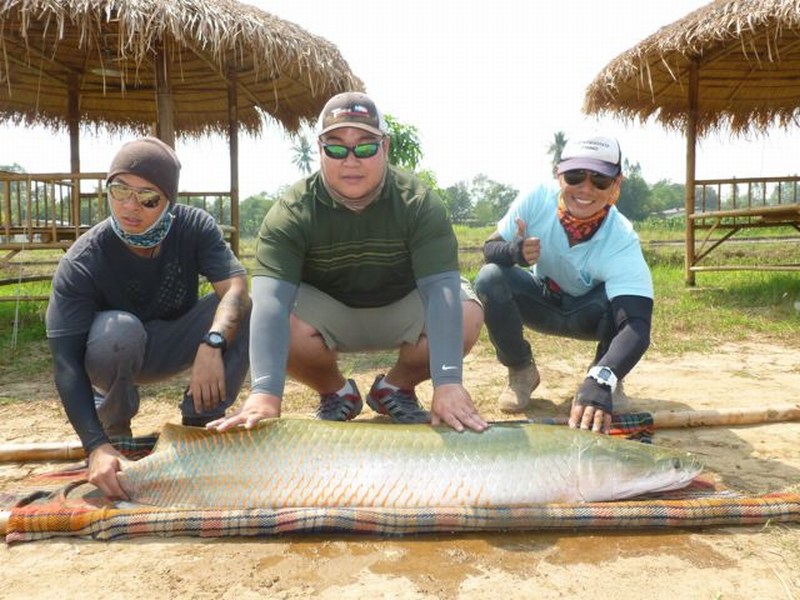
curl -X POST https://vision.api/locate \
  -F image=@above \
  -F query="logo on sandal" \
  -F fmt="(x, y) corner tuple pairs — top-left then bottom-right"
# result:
(441, 365), (458, 371)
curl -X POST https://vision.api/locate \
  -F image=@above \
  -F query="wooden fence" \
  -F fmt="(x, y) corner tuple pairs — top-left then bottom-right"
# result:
(0, 170), (236, 301)
(687, 175), (800, 283)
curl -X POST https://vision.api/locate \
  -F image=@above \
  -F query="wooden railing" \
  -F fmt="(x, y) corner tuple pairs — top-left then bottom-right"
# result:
(0, 171), (237, 265)
(687, 175), (800, 280)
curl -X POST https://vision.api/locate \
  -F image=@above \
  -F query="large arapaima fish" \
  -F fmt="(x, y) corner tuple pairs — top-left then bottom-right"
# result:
(117, 419), (702, 509)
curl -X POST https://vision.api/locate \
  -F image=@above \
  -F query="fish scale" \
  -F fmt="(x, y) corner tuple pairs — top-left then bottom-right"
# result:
(117, 419), (702, 509)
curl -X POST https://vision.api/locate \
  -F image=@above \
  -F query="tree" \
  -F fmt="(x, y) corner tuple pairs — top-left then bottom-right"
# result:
(384, 114), (422, 171)
(238, 189), (284, 237)
(616, 160), (652, 221)
(291, 134), (316, 175)
(547, 131), (567, 175)
(443, 181), (473, 224)
(650, 179), (685, 214)
(469, 174), (518, 225)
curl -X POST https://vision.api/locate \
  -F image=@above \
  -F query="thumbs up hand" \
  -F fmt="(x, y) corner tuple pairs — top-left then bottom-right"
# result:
(513, 217), (540, 266)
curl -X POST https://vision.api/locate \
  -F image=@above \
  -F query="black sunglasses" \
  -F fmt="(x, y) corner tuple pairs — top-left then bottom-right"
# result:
(562, 169), (617, 191)
(320, 141), (382, 160)
(107, 182), (164, 209)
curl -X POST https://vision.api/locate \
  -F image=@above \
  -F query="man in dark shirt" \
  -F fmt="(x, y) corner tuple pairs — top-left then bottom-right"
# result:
(46, 137), (251, 498)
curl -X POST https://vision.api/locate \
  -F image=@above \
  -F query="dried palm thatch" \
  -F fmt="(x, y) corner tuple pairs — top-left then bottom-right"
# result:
(584, 0), (800, 137)
(0, 0), (364, 137)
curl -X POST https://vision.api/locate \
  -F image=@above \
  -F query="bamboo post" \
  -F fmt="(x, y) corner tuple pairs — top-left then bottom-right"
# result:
(652, 404), (800, 429)
(1, 405), (798, 464)
(684, 57), (700, 286)
(0, 440), (85, 462)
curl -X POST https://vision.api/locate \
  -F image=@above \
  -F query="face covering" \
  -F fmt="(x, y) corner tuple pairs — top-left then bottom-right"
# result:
(109, 204), (175, 249)
(557, 193), (611, 246)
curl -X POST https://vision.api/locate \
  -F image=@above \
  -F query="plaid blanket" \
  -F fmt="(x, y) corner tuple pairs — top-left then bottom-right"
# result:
(4, 414), (798, 543)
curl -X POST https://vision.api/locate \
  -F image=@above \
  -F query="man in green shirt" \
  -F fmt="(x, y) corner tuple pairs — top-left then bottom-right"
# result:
(211, 92), (487, 433)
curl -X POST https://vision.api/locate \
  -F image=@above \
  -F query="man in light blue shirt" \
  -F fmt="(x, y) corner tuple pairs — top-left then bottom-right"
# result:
(473, 134), (653, 434)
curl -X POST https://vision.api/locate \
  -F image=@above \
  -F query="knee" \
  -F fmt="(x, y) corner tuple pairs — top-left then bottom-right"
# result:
(88, 311), (146, 357)
(473, 263), (511, 304)
(86, 311), (146, 372)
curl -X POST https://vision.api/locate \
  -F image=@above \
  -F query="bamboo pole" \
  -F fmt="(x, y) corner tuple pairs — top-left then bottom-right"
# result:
(684, 57), (699, 286)
(652, 404), (800, 429)
(0, 440), (85, 462)
(1, 405), (798, 464)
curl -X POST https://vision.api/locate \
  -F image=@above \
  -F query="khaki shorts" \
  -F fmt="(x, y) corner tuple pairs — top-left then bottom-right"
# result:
(294, 278), (480, 352)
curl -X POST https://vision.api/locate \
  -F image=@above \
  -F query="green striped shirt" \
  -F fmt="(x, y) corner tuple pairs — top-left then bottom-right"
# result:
(254, 166), (459, 308)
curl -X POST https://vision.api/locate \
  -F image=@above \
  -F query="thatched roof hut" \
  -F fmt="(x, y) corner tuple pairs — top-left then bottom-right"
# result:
(584, 0), (800, 286)
(584, 0), (800, 137)
(0, 0), (363, 255)
(0, 0), (363, 138)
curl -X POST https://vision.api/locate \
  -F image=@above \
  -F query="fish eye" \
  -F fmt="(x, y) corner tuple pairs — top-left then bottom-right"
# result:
(672, 458), (682, 469)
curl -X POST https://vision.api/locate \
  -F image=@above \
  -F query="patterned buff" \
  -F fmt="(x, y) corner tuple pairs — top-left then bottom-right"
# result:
(110, 205), (175, 249)
(557, 194), (612, 246)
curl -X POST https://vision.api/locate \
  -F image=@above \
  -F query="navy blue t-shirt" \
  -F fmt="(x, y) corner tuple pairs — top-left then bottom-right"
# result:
(46, 204), (244, 337)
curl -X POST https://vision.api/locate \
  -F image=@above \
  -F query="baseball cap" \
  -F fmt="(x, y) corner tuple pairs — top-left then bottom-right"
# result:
(106, 137), (181, 204)
(557, 135), (622, 177)
(318, 92), (388, 137)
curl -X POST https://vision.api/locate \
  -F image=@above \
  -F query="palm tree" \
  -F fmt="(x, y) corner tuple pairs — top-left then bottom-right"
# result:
(291, 135), (315, 175)
(547, 131), (567, 177)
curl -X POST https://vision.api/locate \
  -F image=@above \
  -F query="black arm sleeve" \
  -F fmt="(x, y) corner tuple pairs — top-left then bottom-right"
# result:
(48, 334), (109, 453)
(595, 295), (653, 379)
(483, 237), (528, 267)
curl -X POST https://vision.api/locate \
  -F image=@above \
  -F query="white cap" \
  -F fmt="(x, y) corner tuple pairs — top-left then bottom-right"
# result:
(557, 135), (622, 177)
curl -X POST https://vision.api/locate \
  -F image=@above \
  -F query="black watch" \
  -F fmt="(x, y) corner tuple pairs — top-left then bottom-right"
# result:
(201, 330), (227, 353)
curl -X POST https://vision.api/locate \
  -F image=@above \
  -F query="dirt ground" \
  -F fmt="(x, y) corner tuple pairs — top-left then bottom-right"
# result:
(1, 338), (799, 600)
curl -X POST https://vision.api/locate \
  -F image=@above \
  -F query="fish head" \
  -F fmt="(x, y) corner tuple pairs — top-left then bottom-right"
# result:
(576, 436), (704, 502)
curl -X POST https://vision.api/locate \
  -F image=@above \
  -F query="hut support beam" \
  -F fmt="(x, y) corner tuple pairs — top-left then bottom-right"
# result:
(684, 58), (699, 286)
(227, 68), (240, 256)
(68, 74), (81, 232)
(155, 44), (176, 148)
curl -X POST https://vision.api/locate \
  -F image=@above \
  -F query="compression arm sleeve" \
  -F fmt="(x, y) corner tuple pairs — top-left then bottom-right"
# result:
(48, 334), (109, 454)
(417, 270), (464, 387)
(248, 276), (298, 398)
(483, 236), (528, 267)
(596, 295), (653, 379)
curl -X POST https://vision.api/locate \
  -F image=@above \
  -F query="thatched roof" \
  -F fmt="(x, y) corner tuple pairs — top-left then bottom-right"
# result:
(0, 0), (364, 137)
(584, 0), (800, 137)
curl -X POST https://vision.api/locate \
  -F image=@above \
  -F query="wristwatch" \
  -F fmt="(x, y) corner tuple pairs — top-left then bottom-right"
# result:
(201, 330), (227, 353)
(587, 365), (618, 392)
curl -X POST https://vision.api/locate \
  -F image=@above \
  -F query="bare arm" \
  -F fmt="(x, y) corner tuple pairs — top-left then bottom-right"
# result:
(187, 274), (252, 413)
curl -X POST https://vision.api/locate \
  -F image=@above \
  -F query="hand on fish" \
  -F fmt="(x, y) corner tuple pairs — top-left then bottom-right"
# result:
(87, 443), (134, 500)
(206, 392), (282, 431)
(570, 378), (613, 434)
(186, 344), (227, 413)
(430, 383), (489, 433)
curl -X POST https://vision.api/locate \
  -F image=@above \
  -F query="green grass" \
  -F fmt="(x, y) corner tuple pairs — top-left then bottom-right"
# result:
(0, 300), (51, 382)
(1, 224), (799, 386)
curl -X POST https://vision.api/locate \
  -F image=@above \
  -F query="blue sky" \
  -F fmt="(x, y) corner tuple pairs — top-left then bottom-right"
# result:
(1, 0), (797, 199)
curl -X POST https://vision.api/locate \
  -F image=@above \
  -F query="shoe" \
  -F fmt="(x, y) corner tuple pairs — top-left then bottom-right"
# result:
(498, 363), (541, 413)
(182, 415), (222, 428)
(611, 380), (632, 414)
(366, 375), (430, 424)
(316, 379), (363, 421)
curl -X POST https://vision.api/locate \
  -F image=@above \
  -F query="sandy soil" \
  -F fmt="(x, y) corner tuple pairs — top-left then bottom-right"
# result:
(1, 338), (799, 600)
